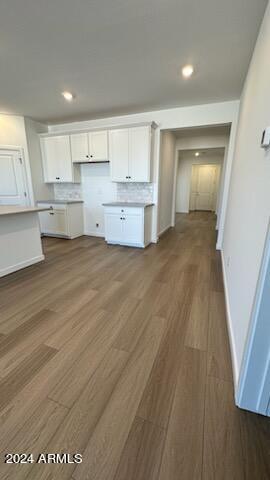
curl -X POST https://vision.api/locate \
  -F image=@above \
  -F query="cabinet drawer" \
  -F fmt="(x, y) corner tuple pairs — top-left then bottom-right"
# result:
(104, 206), (143, 216)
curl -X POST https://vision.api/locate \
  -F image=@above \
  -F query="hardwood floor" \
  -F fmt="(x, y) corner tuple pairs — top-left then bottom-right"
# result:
(0, 212), (269, 479)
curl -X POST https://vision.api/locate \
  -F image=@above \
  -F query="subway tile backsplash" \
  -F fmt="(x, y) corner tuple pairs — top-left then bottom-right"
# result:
(54, 183), (82, 200)
(54, 181), (154, 204)
(116, 183), (154, 203)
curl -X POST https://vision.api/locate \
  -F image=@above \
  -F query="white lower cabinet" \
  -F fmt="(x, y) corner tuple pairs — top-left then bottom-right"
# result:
(37, 202), (84, 239)
(104, 205), (152, 248)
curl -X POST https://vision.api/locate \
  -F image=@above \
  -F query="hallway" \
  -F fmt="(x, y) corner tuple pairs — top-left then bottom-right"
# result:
(0, 212), (269, 479)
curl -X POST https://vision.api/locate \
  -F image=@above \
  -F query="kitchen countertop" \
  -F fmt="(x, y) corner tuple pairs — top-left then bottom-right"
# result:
(37, 199), (84, 204)
(0, 205), (50, 216)
(103, 202), (154, 208)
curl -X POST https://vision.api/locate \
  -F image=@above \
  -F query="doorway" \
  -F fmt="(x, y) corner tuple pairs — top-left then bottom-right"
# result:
(190, 164), (221, 212)
(0, 147), (30, 205)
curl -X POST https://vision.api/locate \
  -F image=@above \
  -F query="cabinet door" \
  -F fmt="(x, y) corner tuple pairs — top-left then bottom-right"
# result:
(122, 214), (143, 245)
(41, 137), (60, 182)
(105, 213), (123, 242)
(129, 126), (151, 182)
(70, 133), (89, 163)
(41, 135), (73, 183)
(57, 137), (73, 182)
(109, 129), (129, 182)
(39, 209), (68, 236)
(89, 130), (108, 161)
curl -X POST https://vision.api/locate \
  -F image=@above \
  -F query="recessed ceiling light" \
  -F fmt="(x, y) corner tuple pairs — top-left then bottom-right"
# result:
(182, 65), (194, 78)
(195, 152), (200, 157)
(62, 91), (74, 101)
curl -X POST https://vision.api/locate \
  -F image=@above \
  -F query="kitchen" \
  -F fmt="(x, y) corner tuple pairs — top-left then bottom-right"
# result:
(0, 122), (156, 277)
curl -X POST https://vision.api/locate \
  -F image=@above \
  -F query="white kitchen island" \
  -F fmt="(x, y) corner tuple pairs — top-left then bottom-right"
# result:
(0, 205), (49, 277)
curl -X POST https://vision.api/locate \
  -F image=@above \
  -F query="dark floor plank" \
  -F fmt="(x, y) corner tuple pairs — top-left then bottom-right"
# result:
(114, 416), (165, 480)
(0, 344), (57, 412)
(158, 347), (207, 480)
(203, 376), (244, 480)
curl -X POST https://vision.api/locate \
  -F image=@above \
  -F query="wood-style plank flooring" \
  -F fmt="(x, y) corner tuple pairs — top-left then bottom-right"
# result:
(0, 212), (270, 479)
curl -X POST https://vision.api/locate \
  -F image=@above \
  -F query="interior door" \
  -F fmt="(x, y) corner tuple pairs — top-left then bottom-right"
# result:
(0, 149), (29, 205)
(194, 165), (217, 211)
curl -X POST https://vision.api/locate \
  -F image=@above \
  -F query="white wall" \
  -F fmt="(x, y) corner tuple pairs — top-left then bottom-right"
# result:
(49, 100), (239, 242)
(222, 2), (270, 386)
(158, 131), (176, 234)
(176, 154), (223, 213)
(0, 114), (34, 204)
(81, 164), (117, 237)
(24, 118), (52, 202)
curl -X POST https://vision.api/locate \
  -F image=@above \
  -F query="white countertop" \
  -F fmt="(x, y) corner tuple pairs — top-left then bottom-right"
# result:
(103, 202), (154, 208)
(0, 205), (50, 216)
(37, 199), (84, 204)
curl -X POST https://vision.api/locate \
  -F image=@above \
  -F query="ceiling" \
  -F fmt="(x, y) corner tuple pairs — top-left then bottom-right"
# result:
(0, 0), (267, 124)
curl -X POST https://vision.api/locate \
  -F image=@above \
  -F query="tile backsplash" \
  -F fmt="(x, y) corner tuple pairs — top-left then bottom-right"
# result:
(54, 183), (82, 200)
(54, 181), (154, 204)
(116, 183), (154, 203)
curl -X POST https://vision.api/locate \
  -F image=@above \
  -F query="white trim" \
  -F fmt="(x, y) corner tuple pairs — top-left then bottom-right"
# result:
(0, 255), (44, 277)
(40, 121), (158, 138)
(221, 250), (239, 392)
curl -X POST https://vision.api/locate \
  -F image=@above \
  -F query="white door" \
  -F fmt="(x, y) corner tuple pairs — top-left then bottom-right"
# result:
(122, 214), (143, 244)
(129, 126), (151, 182)
(192, 165), (217, 211)
(109, 129), (129, 182)
(0, 149), (29, 205)
(70, 133), (89, 163)
(105, 213), (123, 242)
(89, 130), (108, 161)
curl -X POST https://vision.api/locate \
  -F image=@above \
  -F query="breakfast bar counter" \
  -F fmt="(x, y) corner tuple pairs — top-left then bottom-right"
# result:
(0, 205), (49, 277)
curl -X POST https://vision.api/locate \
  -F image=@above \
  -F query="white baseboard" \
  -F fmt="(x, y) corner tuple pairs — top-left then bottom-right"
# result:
(84, 230), (105, 238)
(221, 250), (239, 393)
(0, 255), (45, 278)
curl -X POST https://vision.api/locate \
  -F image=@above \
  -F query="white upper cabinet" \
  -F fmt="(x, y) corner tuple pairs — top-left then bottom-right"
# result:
(109, 129), (129, 181)
(70, 133), (88, 163)
(129, 126), (151, 182)
(41, 135), (80, 183)
(71, 130), (109, 163)
(89, 130), (108, 161)
(109, 125), (152, 182)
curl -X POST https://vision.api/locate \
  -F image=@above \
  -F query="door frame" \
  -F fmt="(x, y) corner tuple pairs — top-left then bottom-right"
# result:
(236, 219), (270, 415)
(0, 145), (31, 205)
(189, 163), (221, 212)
